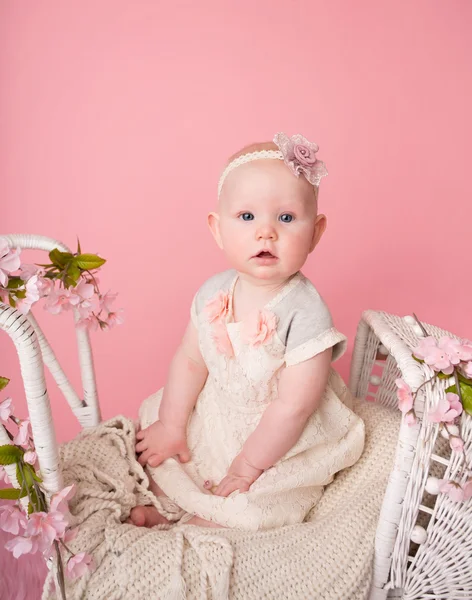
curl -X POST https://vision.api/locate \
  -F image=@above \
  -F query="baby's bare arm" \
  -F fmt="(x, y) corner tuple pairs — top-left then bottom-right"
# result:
(214, 348), (332, 496)
(136, 320), (208, 467)
(241, 348), (332, 470)
(158, 319), (208, 430)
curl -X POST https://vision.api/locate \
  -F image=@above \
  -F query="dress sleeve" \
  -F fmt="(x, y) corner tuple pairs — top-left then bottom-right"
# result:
(190, 292), (199, 328)
(283, 296), (347, 367)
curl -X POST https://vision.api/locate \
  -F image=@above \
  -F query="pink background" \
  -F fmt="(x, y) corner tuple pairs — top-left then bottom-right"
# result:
(1, 1), (471, 444)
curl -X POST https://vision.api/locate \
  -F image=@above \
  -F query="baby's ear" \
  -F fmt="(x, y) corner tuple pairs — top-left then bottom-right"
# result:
(309, 214), (327, 253)
(208, 212), (223, 249)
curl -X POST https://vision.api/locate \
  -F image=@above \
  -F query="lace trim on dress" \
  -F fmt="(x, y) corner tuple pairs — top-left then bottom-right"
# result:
(284, 327), (347, 366)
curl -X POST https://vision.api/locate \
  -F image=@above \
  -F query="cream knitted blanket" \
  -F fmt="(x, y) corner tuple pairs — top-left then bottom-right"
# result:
(43, 399), (400, 600)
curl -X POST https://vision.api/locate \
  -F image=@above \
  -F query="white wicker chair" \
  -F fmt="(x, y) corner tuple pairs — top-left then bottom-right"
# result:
(1, 234), (471, 600)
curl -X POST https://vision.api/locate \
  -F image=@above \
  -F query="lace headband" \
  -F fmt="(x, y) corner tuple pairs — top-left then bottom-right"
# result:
(217, 132), (328, 199)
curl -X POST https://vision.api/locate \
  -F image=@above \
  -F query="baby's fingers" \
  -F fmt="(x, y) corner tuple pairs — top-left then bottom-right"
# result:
(147, 454), (165, 468)
(136, 429), (146, 441)
(135, 439), (148, 453)
(137, 449), (153, 466)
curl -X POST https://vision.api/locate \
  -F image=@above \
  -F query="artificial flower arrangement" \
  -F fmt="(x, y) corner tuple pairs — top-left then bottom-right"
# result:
(0, 236), (124, 597)
(396, 315), (472, 503)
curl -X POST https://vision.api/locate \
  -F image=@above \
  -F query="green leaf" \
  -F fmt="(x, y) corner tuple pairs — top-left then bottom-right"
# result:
(413, 355), (424, 364)
(460, 380), (472, 416)
(437, 372), (450, 380)
(0, 376), (10, 391)
(0, 488), (22, 500)
(49, 249), (73, 269)
(67, 262), (81, 284)
(458, 372), (472, 386)
(8, 295), (16, 308)
(445, 382), (472, 417)
(0, 444), (24, 465)
(6, 276), (25, 290)
(76, 237), (82, 254)
(28, 502), (34, 514)
(75, 253), (106, 270)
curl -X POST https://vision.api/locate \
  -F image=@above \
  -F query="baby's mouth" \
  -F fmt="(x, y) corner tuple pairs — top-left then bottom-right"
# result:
(254, 250), (277, 259)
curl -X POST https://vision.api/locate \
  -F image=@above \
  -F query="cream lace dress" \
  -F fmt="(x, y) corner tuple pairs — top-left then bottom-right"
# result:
(139, 270), (365, 531)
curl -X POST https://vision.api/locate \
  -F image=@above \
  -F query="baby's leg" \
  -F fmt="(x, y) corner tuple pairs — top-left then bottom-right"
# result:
(128, 475), (172, 527)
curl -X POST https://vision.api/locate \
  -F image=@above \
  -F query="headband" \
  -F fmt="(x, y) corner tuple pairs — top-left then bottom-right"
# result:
(217, 132), (328, 199)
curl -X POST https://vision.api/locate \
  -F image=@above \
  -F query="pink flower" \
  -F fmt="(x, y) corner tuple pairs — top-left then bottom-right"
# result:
(460, 360), (472, 379)
(0, 397), (13, 422)
(438, 479), (466, 502)
(68, 280), (94, 306)
(99, 291), (117, 313)
(25, 510), (68, 555)
(413, 336), (454, 374)
(211, 320), (234, 357)
(241, 309), (278, 347)
(76, 315), (99, 331)
(13, 419), (31, 448)
(0, 238), (21, 287)
(66, 552), (94, 579)
(50, 484), (76, 516)
(395, 379), (414, 413)
(37, 277), (54, 298)
(205, 291), (230, 324)
(0, 465), (11, 484)
(44, 289), (72, 315)
(16, 275), (41, 315)
(102, 309), (124, 329)
(23, 450), (37, 465)
(19, 264), (39, 281)
(404, 409), (417, 427)
(0, 505), (27, 535)
(5, 535), (38, 558)
(273, 132), (328, 187)
(449, 435), (464, 453)
(429, 393), (463, 424)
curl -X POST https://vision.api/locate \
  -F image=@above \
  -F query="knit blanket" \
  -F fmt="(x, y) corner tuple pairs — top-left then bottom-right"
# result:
(43, 399), (400, 600)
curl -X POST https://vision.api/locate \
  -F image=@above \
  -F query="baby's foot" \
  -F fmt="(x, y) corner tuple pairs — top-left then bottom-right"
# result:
(128, 505), (171, 527)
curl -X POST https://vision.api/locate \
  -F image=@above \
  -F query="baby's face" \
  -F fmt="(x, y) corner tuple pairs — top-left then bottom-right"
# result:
(210, 160), (326, 283)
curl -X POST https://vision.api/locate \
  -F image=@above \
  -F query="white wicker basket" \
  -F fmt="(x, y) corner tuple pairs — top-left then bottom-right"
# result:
(1, 235), (471, 599)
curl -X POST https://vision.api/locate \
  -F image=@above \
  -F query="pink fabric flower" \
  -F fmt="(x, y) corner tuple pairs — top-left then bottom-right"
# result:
(13, 419), (31, 448)
(395, 379), (414, 413)
(0, 505), (27, 535)
(19, 264), (39, 281)
(0, 465), (11, 484)
(211, 320), (234, 357)
(23, 450), (37, 465)
(0, 238), (21, 287)
(205, 292), (230, 324)
(5, 535), (38, 558)
(0, 397), (13, 422)
(449, 435), (464, 452)
(68, 280), (94, 306)
(438, 479), (466, 502)
(66, 552), (94, 579)
(37, 276), (54, 298)
(273, 132), (328, 187)
(241, 309), (278, 347)
(428, 393), (463, 424)
(413, 336), (454, 374)
(404, 409), (417, 427)
(50, 484), (76, 515)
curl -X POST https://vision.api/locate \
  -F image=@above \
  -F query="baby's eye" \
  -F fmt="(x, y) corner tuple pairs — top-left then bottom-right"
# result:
(279, 214), (294, 223)
(239, 212), (254, 221)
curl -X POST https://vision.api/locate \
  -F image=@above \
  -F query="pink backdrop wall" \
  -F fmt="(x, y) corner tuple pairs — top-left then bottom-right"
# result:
(1, 1), (471, 443)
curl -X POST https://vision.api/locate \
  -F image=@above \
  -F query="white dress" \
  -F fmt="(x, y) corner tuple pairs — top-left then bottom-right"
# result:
(139, 270), (365, 531)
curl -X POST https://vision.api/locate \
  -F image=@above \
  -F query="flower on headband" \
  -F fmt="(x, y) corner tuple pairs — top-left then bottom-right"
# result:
(273, 133), (328, 187)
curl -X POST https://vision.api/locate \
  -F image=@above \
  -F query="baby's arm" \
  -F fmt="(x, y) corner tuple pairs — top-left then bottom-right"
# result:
(136, 320), (208, 468)
(214, 348), (332, 497)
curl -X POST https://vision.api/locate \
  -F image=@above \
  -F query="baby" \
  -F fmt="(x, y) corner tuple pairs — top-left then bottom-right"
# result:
(130, 133), (365, 531)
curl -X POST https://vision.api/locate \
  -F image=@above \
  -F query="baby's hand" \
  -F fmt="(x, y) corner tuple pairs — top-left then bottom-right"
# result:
(136, 421), (190, 468)
(214, 453), (264, 497)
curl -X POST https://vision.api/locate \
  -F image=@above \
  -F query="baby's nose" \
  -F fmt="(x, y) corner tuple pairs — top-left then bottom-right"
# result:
(256, 224), (277, 241)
